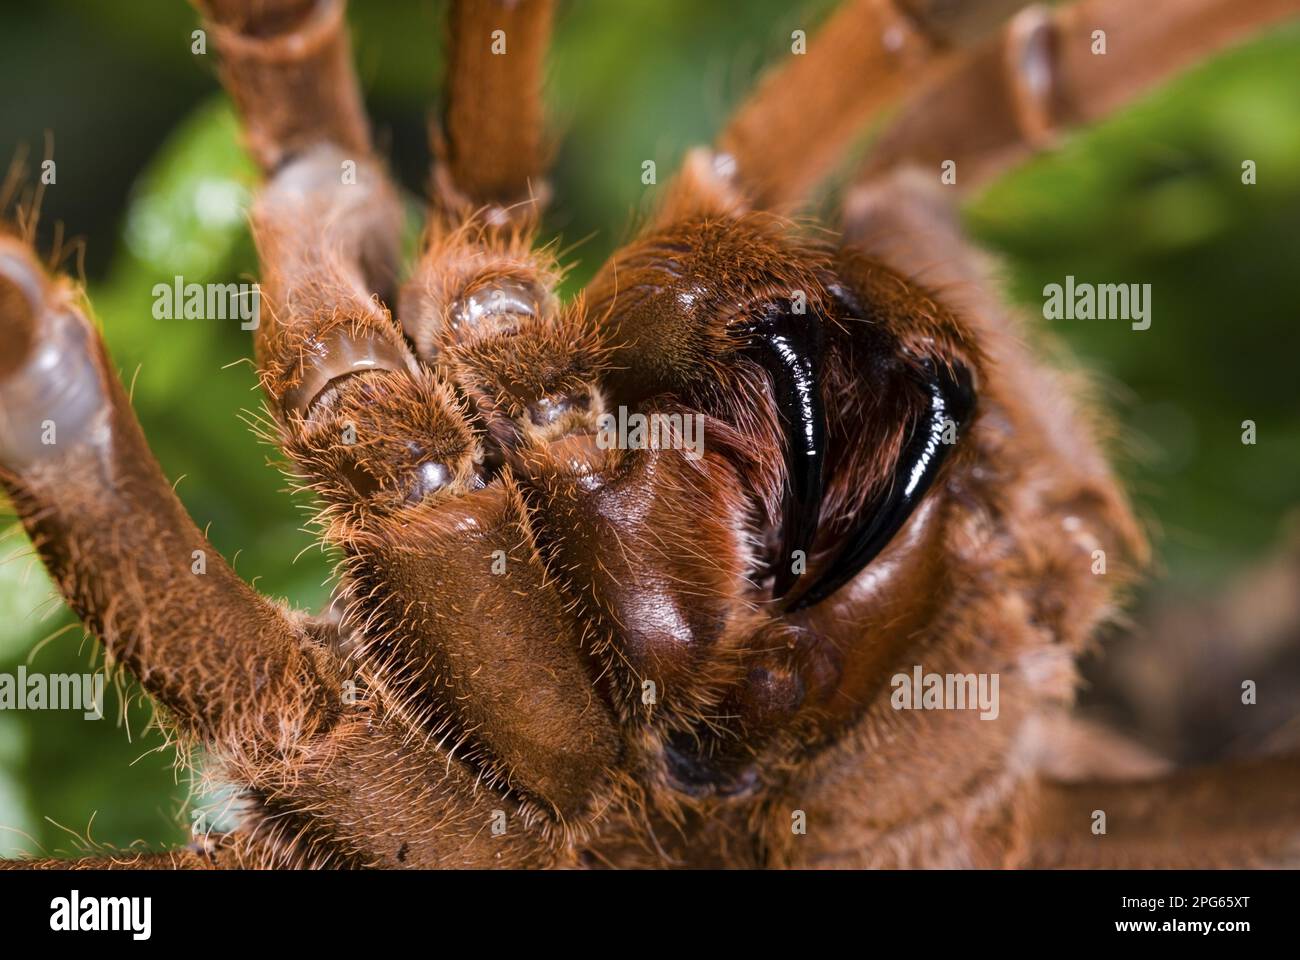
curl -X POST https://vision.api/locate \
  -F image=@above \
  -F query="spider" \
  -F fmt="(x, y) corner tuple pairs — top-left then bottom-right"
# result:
(1, 0), (1298, 869)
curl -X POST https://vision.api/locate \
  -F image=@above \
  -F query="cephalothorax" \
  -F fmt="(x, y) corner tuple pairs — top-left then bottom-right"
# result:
(2, 0), (1298, 869)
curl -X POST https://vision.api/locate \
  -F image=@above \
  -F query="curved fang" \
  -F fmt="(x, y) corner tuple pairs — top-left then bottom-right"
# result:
(740, 303), (826, 600)
(790, 358), (975, 611)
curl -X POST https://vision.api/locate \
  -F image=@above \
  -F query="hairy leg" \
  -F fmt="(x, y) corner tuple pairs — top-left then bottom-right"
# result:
(0, 1), (382, 866)
(1026, 754), (1300, 867)
(858, 0), (1300, 192)
(435, 0), (556, 222)
(711, 0), (1027, 210)
(0, 850), (219, 871)
(194, 0), (371, 171)
(0, 238), (332, 747)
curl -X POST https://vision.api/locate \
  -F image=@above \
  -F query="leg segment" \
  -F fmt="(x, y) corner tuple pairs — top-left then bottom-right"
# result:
(399, 0), (563, 366)
(191, 0), (409, 415)
(0, 238), (332, 746)
(435, 0), (557, 223)
(712, 0), (1027, 211)
(195, 1), (422, 428)
(0, 850), (220, 871)
(858, 0), (1300, 193)
(250, 144), (411, 416)
(1026, 754), (1300, 867)
(194, 0), (371, 172)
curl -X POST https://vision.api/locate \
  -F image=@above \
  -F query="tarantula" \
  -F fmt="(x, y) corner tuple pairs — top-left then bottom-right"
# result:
(2, 0), (1298, 869)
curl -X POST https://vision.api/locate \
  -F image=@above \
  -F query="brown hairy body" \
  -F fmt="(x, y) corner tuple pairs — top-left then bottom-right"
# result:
(1, 0), (1298, 870)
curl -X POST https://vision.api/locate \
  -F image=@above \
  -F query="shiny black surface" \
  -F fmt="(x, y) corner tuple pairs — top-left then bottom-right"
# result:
(791, 359), (976, 611)
(739, 303), (827, 600)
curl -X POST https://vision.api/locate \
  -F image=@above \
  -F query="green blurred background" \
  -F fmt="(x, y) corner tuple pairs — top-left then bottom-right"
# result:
(1, 1), (1297, 856)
